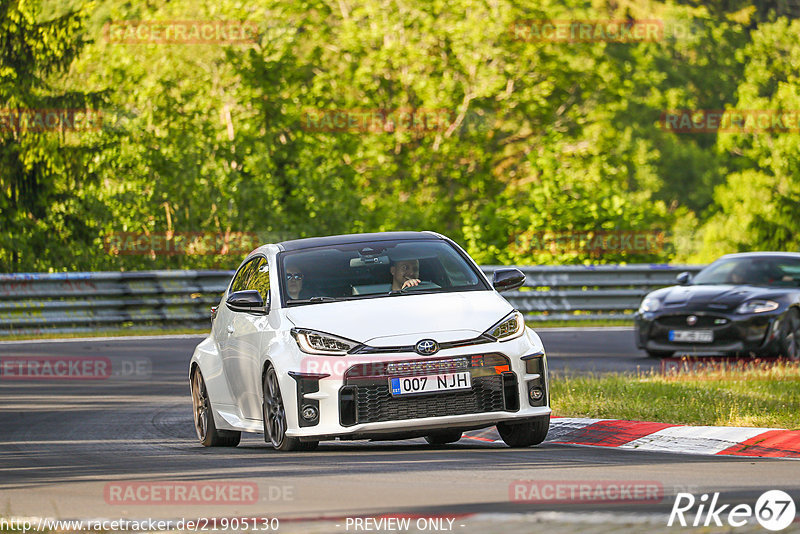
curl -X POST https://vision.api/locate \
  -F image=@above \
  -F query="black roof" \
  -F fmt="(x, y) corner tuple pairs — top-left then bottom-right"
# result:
(277, 231), (442, 252)
(719, 252), (800, 260)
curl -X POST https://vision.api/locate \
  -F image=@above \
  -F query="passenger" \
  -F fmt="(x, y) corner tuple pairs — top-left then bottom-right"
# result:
(285, 266), (305, 299)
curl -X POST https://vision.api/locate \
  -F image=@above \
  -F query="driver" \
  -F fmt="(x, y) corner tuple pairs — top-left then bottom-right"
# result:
(728, 263), (757, 285)
(390, 259), (421, 291)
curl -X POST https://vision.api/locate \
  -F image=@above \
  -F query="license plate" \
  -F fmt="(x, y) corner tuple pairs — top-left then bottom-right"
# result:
(669, 330), (713, 343)
(390, 371), (472, 396)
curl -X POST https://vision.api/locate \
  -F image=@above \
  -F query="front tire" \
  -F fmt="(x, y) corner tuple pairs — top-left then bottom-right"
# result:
(777, 309), (800, 361)
(424, 430), (463, 445)
(497, 415), (550, 448)
(262, 366), (319, 451)
(191, 368), (241, 447)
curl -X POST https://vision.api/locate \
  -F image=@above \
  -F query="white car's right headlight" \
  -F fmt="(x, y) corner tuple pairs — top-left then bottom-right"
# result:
(291, 328), (359, 356)
(638, 296), (661, 313)
(485, 310), (525, 341)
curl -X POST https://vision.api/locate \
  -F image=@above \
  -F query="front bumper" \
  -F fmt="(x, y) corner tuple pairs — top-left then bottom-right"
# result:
(282, 334), (550, 440)
(634, 309), (783, 354)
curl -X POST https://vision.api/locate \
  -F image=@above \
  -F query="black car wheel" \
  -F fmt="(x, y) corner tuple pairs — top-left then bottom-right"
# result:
(424, 430), (463, 445)
(191, 368), (241, 447)
(777, 309), (800, 361)
(497, 415), (550, 447)
(263, 366), (318, 451)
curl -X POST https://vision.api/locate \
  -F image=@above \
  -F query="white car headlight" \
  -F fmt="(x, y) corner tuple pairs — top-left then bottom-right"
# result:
(639, 296), (661, 313)
(485, 310), (525, 341)
(735, 300), (779, 314)
(291, 328), (359, 355)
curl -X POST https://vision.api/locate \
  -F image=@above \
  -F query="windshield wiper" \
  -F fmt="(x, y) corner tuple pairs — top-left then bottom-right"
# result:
(388, 288), (441, 296)
(289, 296), (346, 304)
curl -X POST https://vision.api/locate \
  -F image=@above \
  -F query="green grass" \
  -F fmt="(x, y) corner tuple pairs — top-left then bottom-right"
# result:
(551, 362), (800, 429)
(529, 319), (633, 328)
(0, 327), (207, 341)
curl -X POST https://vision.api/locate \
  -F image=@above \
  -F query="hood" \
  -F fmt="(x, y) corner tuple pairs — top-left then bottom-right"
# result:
(283, 290), (513, 345)
(655, 284), (783, 312)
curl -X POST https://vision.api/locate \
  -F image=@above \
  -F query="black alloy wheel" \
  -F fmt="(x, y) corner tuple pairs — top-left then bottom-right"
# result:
(191, 368), (241, 447)
(263, 366), (318, 451)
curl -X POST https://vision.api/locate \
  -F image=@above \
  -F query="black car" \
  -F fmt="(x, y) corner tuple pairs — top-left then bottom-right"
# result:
(635, 252), (800, 359)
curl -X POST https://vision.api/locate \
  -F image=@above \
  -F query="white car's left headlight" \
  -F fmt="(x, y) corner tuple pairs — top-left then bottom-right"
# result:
(735, 300), (779, 314)
(291, 328), (359, 355)
(485, 310), (525, 341)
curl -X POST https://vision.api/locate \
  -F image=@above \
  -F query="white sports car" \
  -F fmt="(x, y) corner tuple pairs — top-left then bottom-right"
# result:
(189, 231), (551, 451)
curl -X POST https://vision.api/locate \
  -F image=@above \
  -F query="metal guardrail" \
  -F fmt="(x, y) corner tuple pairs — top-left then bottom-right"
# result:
(0, 271), (233, 336)
(0, 265), (704, 336)
(484, 265), (704, 322)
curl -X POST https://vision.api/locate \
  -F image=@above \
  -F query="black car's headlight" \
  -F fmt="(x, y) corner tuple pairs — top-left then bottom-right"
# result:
(638, 296), (661, 313)
(735, 300), (779, 314)
(291, 328), (359, 355)
(485, 310), (525, 341)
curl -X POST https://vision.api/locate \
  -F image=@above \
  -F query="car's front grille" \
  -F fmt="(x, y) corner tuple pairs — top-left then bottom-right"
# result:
(656, 314), (729, 328)
(353, 376), (507, 424)
(339, 353), (517, 426)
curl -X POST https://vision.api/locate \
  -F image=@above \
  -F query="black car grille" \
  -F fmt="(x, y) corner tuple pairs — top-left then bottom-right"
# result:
(339, 353), (517, 426)
(656, 314), (728, 328)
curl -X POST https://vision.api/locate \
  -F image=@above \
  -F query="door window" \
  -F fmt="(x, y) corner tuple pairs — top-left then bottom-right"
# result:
(230, 257), (261, 293)
(247, 257), (271, 306)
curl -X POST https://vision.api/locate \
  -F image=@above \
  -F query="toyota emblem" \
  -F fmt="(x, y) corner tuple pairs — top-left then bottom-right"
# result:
(686, 315), (698, 326)
(415, 339), (439, 355)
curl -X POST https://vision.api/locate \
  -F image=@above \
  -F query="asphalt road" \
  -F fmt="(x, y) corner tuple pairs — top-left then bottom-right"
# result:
(1, 332), (798, 532)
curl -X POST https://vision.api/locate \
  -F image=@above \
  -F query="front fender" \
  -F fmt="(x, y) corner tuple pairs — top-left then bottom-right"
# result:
(260, 330), (304, 434)
(189, 334), (239, 430)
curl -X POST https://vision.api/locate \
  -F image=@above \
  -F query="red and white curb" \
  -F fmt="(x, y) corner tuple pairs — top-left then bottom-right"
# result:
(465, 418), (800, 459)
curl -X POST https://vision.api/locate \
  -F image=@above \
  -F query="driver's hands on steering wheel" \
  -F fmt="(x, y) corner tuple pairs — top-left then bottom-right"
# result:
(401, 278), (421, 290)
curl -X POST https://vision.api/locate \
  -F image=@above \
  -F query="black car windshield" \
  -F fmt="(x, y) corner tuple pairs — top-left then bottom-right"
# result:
(692, 257), (800, 287)
(280, 239), (489, 304)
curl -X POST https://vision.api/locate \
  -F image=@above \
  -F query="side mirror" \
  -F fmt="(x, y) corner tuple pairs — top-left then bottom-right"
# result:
(676, 272), (692, 285)
(492, 268), (526, 292)
(226, 290), (268, 314)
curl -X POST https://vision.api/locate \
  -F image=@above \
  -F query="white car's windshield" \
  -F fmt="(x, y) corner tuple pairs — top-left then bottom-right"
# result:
(280, 239), (488, 304)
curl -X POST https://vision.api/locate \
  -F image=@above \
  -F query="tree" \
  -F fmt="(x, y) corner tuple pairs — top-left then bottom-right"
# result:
(0, 0), (106, 271)
(696, 17), (800, 259)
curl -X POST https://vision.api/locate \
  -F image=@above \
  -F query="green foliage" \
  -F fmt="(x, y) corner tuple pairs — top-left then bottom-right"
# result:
(0, 0), (106, 271)
(696, 18), (800, 260)
(1, 0), (799, 271)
